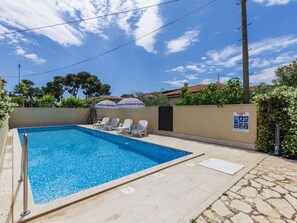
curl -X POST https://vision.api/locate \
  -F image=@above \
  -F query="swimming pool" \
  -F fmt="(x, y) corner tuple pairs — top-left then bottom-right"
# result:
(18, 126), (191, 204)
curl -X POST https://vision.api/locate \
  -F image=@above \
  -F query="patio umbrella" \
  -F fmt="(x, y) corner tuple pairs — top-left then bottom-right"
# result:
(117, 98), (145, 108)
(94, 100), (117, 109)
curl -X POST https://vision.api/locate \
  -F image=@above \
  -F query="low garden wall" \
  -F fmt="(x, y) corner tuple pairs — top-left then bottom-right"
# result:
(173, 104), (257, 146)
(9, 108), (89, 128)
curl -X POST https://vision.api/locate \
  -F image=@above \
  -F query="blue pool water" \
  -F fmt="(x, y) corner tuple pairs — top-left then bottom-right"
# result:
(18, 126), (191, 204)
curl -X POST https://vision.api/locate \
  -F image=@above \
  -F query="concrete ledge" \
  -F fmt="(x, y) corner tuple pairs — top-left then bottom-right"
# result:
(152, 130), (256, 150)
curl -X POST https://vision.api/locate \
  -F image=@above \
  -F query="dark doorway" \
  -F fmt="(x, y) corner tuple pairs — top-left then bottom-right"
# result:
(158, 106), (173, 131)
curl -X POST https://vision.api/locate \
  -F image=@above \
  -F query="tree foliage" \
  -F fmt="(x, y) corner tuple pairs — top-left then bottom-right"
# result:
(136, 92), (170, 106)
(273, 58), (297, 87)
(35, 95), (56, 107)
(11, 71), (111, 107)
(60, 96), (87, 108)
(42, 76), (64, 102)
(255, 86), (297, 158)
(12, 80), (43, 106)
(175, 78), (243, 106)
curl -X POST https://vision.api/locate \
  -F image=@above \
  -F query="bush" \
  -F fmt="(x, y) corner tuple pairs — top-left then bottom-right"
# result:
(36, 94), (56, 107)
(0, 90), (14, 127)
(175, 78), (243, 106)
(255, 86), (297, 158)
(11, 96), (26, 107)
(60, 96), (87, 108)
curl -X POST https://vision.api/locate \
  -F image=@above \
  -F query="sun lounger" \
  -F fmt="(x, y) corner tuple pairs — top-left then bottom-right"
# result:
(103, 118), (120, 131)
(93, 117), (109, 128)
(116, 119), (133, 134)
(131, 120), (148, 137)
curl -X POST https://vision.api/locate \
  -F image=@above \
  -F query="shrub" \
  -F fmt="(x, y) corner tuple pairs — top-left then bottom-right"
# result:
(36, 94), (56, 107)
(175, 78), (243, 106)
(255, 86), (297, 158)
(11, 96), (26, 107)
(60, 96), (87, 108)
(0, 90), (14, 127)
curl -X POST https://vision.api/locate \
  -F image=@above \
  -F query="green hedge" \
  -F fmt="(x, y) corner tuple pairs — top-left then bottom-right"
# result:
(255, 86), (297, 158)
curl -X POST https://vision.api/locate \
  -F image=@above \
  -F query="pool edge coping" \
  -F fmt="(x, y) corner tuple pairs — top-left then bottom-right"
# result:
(12, 126), (204, 223)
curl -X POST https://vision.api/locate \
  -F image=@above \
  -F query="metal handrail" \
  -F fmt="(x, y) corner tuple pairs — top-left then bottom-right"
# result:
(20, 133), (30, 217)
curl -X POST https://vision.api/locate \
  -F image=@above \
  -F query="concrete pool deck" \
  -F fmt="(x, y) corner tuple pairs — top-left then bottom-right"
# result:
(1, 126), (267, 222)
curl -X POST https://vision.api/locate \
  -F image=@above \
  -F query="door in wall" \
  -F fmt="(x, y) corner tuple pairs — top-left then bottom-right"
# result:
(158, 106), (173, 131)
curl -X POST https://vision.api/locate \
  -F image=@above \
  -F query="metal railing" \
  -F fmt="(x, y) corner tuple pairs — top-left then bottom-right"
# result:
(19, 133), (30, 217)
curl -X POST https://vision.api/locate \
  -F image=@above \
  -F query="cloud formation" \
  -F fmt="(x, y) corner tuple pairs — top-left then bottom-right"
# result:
(15, 46), (46, 64)
(166, 30), (199, 54)
(253, 0), (291, 6)
(0, 0), (164, 52)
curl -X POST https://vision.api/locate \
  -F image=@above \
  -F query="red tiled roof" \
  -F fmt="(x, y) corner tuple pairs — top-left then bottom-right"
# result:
(99, 95), (124, 100)
(165, 84), (207, 96)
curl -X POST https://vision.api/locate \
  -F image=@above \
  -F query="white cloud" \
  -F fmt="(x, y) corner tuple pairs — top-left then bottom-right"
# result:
(167, 64), (206, 73)
(134, 2), (163, 53)
(219, 77), (230, 83)
(199, 78), (213, 85)
(251, 52), (297, 68)
(249, 67), (276, 83)
(202, 35), (297, 70)
(0, 0), (83, 46)
(185, 74), (198, 80)
(166, 30), (199, 54)
(0, 0), (164, 52)
(15, 46), (46, 64)
(250, 58), (271, 68)
(163, 79), (188, 87)
(253, 0), (291, 6)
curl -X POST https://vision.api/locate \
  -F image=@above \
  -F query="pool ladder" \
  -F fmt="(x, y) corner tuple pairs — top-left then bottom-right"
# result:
(19, 133), (30, 217)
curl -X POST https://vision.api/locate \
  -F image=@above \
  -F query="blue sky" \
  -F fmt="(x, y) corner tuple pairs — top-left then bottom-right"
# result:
(1, 0), (297, 97)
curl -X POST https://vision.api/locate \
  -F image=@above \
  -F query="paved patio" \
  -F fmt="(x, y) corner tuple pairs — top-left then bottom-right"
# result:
(1, 128), (296, 223)
(196, 156), (297, 223)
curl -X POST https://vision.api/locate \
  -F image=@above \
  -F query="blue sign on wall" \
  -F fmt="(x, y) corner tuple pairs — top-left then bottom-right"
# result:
(233, 112), (249, 133)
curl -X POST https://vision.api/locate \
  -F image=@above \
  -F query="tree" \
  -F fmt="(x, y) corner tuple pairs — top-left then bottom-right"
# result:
(63, 72), (110, 98)
(42, 76), (64, 102)
(13, 80), (43, 106)
(273, 58), (297, 87)
(121, 93), (134, 98)
(81, 75), (102, 97)
(101, 84), (111, 95)
(63, 73), (81, 97)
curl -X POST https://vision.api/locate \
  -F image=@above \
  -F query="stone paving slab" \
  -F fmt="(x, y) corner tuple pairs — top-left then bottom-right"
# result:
(195, 156), (297, 223)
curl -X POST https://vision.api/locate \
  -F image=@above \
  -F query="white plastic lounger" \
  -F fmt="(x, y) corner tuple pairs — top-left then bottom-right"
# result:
(116, 119), (133, 134)
(93, 117), (109, 128)
(131, 120), (148, 137)
(103, 118), (120, 131)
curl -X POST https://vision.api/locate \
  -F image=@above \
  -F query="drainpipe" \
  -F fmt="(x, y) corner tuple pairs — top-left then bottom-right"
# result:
(274, 122), (280, 156)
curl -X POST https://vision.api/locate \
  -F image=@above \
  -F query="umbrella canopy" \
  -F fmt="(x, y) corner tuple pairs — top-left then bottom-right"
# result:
(94, 100), (117, 109)
(117, 98), (145, 108)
